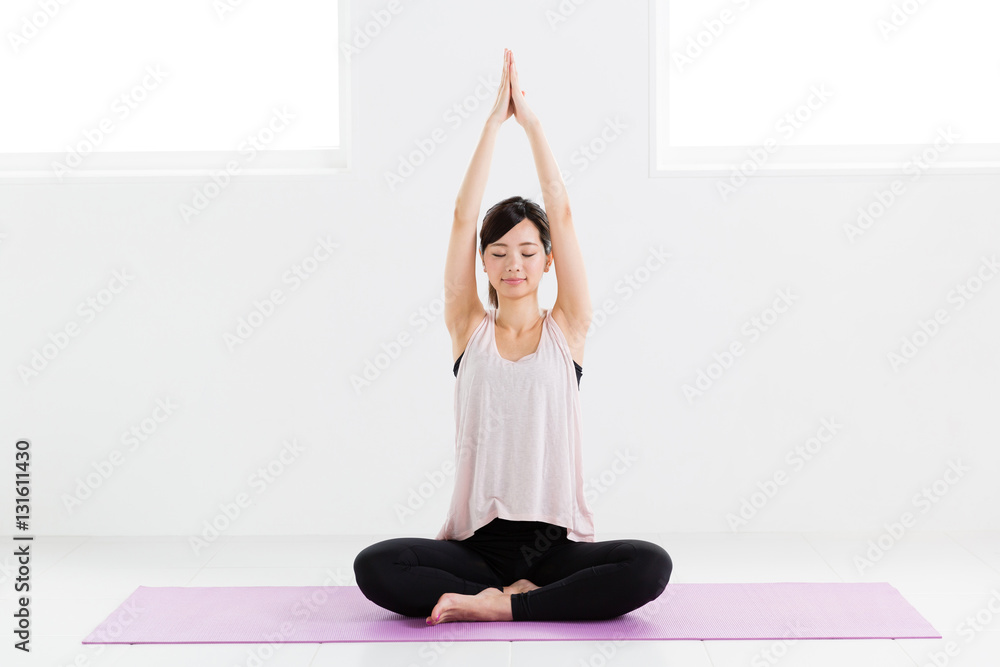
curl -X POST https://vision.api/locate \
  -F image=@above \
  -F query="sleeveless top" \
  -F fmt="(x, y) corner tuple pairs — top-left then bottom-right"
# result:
(436, 308), (596, 542)
(455, 351), (583, 386)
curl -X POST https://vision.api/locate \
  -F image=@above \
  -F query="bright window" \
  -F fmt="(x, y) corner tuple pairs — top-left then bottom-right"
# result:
(651, 0), (1000, 175)
(0, 0), (348, 178)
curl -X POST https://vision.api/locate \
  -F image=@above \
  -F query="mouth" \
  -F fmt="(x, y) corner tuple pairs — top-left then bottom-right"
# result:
(503, 278), (525, 284)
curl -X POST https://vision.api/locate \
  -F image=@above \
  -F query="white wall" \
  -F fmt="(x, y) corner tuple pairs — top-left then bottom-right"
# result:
(2, 0), (998, 540)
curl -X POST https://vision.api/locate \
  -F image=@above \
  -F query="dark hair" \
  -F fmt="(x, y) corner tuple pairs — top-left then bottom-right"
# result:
(480, 196), (552, 310)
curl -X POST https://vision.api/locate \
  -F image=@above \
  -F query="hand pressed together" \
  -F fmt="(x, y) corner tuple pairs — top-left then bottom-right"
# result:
(487, 48), (539, 129)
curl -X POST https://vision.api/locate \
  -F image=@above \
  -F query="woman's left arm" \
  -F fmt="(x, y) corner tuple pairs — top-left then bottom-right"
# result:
(508, 51), (592, 330)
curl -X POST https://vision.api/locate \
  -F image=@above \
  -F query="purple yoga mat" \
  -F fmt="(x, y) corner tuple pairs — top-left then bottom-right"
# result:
(82, 582), (940, 644)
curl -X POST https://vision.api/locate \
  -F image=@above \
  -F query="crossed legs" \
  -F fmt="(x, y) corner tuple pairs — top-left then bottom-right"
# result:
(353, 529), (672, 623)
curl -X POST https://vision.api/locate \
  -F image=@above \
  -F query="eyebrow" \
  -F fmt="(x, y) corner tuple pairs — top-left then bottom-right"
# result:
(490, 242), (538, 247)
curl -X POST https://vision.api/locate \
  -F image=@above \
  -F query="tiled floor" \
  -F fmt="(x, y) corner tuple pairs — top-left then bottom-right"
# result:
(2, 531), (998, 666)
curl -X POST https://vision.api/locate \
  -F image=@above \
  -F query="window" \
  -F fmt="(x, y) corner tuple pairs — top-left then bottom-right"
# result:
(650, 0), (1000, 176)
(0, 0), (348, 179)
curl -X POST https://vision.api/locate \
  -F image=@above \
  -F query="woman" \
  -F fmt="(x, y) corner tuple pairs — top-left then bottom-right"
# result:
(354, 48), (671, 625)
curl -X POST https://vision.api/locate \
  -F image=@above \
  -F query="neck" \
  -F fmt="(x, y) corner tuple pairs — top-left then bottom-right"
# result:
(495, 298), (544, 334)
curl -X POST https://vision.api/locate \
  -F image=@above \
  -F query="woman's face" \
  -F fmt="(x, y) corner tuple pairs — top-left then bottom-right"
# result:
(483, 218), (549, 298)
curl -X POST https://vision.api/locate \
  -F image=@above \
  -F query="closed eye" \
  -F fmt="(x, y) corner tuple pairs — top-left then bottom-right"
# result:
(492, 254), (535, 257)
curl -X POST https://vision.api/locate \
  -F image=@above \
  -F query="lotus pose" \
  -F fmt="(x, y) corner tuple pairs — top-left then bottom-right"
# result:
(354, 48), (671, 624)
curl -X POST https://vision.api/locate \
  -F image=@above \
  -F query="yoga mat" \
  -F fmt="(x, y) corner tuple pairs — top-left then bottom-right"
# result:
(82, 582), (940, 644)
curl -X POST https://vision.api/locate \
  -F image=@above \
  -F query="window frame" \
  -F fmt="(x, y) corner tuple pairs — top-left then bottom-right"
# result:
(0, 0), (352, 184)
(648, 0), (1000, 178)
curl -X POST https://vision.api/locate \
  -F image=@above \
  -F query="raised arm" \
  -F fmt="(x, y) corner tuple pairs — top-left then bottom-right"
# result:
(444, 49), (515, 336)
(508, 51), (593, 332)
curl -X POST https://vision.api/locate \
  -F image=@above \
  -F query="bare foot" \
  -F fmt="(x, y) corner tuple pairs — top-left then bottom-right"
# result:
(426, 587), (513, 625)
(502, 579), (540, 595)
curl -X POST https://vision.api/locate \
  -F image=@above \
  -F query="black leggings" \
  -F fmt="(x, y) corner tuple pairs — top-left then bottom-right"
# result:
(353, 518), (672, 621)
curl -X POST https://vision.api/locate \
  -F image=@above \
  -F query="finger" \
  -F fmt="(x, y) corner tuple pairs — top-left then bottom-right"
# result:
(511, 71), (524, 99)
(497, 51), (509, 97)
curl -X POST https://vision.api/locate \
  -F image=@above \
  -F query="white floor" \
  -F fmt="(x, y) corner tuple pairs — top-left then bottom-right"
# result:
(3, 531), (999, 666)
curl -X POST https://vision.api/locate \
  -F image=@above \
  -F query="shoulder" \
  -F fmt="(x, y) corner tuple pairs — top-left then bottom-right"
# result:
(549, 305), (588, 366)
(549, 305), (589, 340)
(451, 304), (489, 364)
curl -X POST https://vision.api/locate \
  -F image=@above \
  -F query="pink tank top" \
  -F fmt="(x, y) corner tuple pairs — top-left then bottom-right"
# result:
(436, 307), (596, 542)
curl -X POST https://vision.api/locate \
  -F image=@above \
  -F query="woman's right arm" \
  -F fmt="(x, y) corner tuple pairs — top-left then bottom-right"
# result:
(444, 49), (513, 335)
